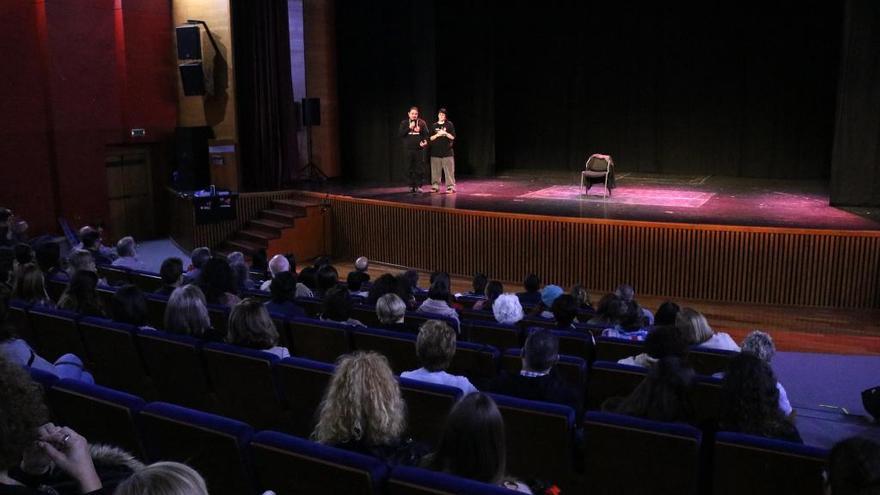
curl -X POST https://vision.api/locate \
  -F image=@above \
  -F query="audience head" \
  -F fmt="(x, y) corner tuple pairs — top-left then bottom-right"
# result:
(719, 353), (787, 438)
(198, 257), (236, 303)
(611, 356), (695, 422)
(416, 320), (457, 372)
(312, 351), (406, 446)
(428, 278), (451, 302)
(393, 273), (415, 305)
(471, 273), (488, 295)
(523, 329), (559, 372)
(269, 271), (298, 303)
(12, 263), (49, 303)
(596, 293), (628, 324)
(316, 265), (340, 294)
(376, 293), (406, 324)
(116, 236), (137, 258)
(298, 265), (318, 290)
(110, 285), (149, 326)
(229, 257), (251, 292)
(523, 273), (541, 293)
(541, 284), (563, 308)
(654, 301), (681, 326)
(493, 293), (524, 325)
(226, 251), (245, 266)
(79, 228), (101, 250)
(428, 392), (507, 484)
(570, 284), (591, 308)
(68, 249), (97, 273)
(644, 324), (690, 359)
(35, 241), (62, 274)
(60, 269), (101, 314)
(14, 243), (34, 266)
(227, 298), (279, 350)
(159, 257), (184, 287)
(347, 270), (369, 292)
(0, 355), (50, 471)
(742, 330), (776, 363)
(164, 285), (211, 338)
(267, 254), (291, 278)
(550, 294), (579, 327)
(676, 308), (714, 345)
(367, 273), (397, 304)
(190, 247), (211, 270)
(615, 283), (635, 302)
(403, 269), (420, 289)
(827, 437), (880, 495)
(321, 285), (353, 322)
(355, 256), (369, 272)
(484, 280), (503, 305)
(429, 271), (450, 286)
(114, 461), (209, 495)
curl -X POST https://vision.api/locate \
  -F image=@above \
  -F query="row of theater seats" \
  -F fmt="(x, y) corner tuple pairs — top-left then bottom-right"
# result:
(28, 365), (829, 495)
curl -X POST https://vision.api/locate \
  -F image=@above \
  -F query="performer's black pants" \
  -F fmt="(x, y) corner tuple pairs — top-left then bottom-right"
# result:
(404, 149), (426, 188)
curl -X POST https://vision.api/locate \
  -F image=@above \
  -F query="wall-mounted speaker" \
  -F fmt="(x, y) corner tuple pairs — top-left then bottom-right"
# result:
(176, 25), (202, 60)
(302, 97), (321, 126)
(179, 62), (205, 96)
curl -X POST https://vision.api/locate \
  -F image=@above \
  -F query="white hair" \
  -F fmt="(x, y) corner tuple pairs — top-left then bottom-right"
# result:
(355, 256), (369, 272)
(116, 236), (136, 257)
(227, 251), (245, 265)
(268, 254), (290, 277)
(493, 293), (524, 325)
(376, 293), (406, 324)
(741, 330), (776, 363)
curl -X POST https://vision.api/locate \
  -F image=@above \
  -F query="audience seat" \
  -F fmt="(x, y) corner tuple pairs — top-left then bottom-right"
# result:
(351, 304), (382, 328)
(388, 465), (519, 495)
(201, 343), (285, 430)
(552, 329), (595, 364)
(488, 393), (575, 490)
(405, 312), (460, 334)
(275, 357), (335, 437)
(501, 348), (587, 391)
(249, 431), (388, 495)
(28, 306), (85, 362)
(711, 432), (828, 495)
(46, 276), (67, 302)
(294, 297), (324, 318)
(7, 299), (35, 345)
(691, 375), (723, 425)
(47, 379), (146, 458)
(583, 411), (702, 495)
(129, 270), (165, 293)
(446, 341), (500, 388)
(465, 320), (521, 351)
(351, 327), (419, 374)
(457, 309), (496, 322)
(138, 402), (255, 495)
(399, 378), (462, 447)
(97, 266), (131, 287)
(144, 294), (169, 330)
(285, 317), (352, 363)
(687, 347), (739, 375)
(78, 317), (150, 396)
(206, 304), (230, 336)
(586, 361), (647, 410)
(595, 336), (645, 363)
(136, 329), (215, 412)
(28, 366), (60, 390)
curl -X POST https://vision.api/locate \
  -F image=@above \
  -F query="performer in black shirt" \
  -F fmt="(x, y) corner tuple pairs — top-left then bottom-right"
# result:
(397, 106), (429, 193)
(429, 108), (456, 193)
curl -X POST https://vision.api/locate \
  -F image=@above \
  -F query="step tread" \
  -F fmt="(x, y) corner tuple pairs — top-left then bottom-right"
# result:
(240, 229), (278, 240)
(250, 218), (289, 229)
(274, 198), (324, 208)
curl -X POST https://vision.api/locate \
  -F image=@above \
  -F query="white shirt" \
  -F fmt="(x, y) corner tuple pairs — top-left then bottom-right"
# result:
(697, 332), (741, 352)
(112, 256), (147, 272)
(265, 346), (291, 359)
(400, 367), (478, 396)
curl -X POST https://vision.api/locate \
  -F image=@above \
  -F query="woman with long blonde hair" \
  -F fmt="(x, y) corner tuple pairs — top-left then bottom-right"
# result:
(312, 351), (424, 465)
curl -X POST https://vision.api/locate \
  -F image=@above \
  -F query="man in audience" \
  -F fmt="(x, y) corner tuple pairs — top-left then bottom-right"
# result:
(260, 253), (291, 291)
(111, 236), (147, 271)
(403, 269), (425, 295)
(375, 293), (409, 332)
(401, 320), (477, 395)
(616, 283), (654, 325)
(265, 271), (305, 318)
(355, 256), (370, 277)
(488, 329), (583, 417)
(183, 246), (211, 284)
(156, 257), (184, 296)
(517, 273), (542, 306)
(78, 227), (114, 265)
(347, 270), (370, 298)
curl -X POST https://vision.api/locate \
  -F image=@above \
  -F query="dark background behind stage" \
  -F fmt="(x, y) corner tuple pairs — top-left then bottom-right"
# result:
(336, 1), (842, 183)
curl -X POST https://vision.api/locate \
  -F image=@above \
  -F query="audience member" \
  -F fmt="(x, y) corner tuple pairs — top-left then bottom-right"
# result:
(472, 280), (503, 311)
(156, 257), (184, 296)
(315, 265), (340, 298)
(603, 356), (696, 423)
(517, 273), (542, 306)
(654, 301), (681, 326)
(165, 285), (220, 341)
(616, 283), (654, 325)
(183, 247), (211, 284)
(403, 269), (424, 295)
(259, 254), (290, 291)
(463, 273), (488, 298)
(587, 293), (628, 329)
(401, 320), (477, 395)
(423, 393), (532, 493)
(11, 263), (52, 307)
(113, 461), (209, 495)
(354, 256), (370, 276)
(227, 251), (254, 292)
(111, 236), (146, 271)
(346, 270), (370, 298)
(68, 249), (97, 277)
(297, 266), (318, 295)
(109, 285), (153, 330)
(79, 227), (115, 265)
(740, 330), (792, 416)
(677, 308), (740, 351)
(57, 270), (105, 317)
(493, 293), (524, 326)
(265, 271), (305, 318)
(312, 351), (424, 465)
(393, 273), (418, 309)
(417, 278), (459, 327)
(375, 293), (409, 332)
(367, 273), (397, 305)
(570, 284), (593, 311)
(320, 286), (365, 327)
(550, 294), (579, 329)
(618, 324), (689, 368)
(534, 284), (563, 319)
(196, 257), (240, 306)
(488, 329), (582, 417)
(227, 298), (289, 358)
(34, 241), (65, 280)
(719, 353), (802, 443)
(826, 437), (880, 495)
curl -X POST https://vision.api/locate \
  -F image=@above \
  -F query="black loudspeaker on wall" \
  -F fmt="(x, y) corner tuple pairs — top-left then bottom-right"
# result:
(178, 63), (205, 96)
(176, 25), (202, 60)
(174, 126), (215, 191)
(302, 98), (321, 126)
(864, 386), (880, 422)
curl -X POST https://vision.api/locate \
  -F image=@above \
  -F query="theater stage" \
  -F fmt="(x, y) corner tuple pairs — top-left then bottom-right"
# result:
(318, 172), (880, 231)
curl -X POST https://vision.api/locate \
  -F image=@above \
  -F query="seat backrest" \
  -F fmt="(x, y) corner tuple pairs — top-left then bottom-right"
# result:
(501, 348), (587, 391)
(691, 375), (723, 425)
(28, 366), (60, 389)
(275, 357), (335, 437)
(295, 297), (324, 318)
(587, 361), (647, 410)
(201, 342), (284, 429)
(399, 378), (462, 447)
(28, 306), (84, 362)
(405, 311), (459, 334)
(97, 266), (131, 286)
(46, 276), (67, 302)
(130, 271), (165, 293)
(552, 329), (596, 364)
(206, 304), (230, 336)
(388, 466), (516, 495)
(286, 317), (352, 363)
(351, 327), (418, 374)
(136, 329), (214, 411)
(712, 432), (828, 495)
(138, 402), (255, 495)
(586, 154), (611, 172)
(351, 304), (383, 328)
(447, 341), (500, 387)
(487, 393), (575, 490)
(595, 336), (645, 363)
(78, 317), (149, 395)
(583, 411), (702, 495)
(48, 379), (146, 458)
(6, 299), (35, 345)
(144, 294), (168, 330)
(458, 309), (495, 322)
(465, 320), (521, 351)
(687, 347), (739, 375)
(249, 431), (387, 495)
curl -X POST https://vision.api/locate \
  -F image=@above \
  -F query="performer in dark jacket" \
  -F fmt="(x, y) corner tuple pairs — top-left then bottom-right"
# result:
(397, 106), (430, 193)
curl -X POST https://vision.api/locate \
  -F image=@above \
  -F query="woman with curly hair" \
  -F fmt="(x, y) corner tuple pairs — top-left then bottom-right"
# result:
(226, 298), (289, 358)
(719, 353), (802, 443)
(312, 351), (424, 465)
(113, 461), (208, 495)
(0, 355), (104, 493)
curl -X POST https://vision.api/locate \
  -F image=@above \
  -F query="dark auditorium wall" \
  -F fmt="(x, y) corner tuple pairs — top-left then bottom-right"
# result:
(0, 0), (177, 235)
(336, 1), (842, 182)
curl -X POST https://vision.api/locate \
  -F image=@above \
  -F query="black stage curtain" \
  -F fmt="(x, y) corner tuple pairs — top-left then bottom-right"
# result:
(337, 1), (842, 182)
(232, 0), (297, 191)
(830, 0), (880, 206)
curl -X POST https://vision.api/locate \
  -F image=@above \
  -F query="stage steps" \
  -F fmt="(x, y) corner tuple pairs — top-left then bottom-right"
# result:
(214, 196), (329, 261)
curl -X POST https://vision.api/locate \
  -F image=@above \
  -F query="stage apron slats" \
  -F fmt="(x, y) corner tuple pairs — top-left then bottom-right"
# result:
(323, 194), (880, 309)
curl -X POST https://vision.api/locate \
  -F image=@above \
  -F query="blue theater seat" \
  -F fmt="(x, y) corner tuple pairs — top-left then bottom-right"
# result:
(687, 347), (739, 375)
(275, 357), (335, 437)
(138, 402), (255, 495)
(28, 366), (60, 389)
(404, 311), (460, 335)
(249, 431), (388, 495)
(587, 361), (647, 410)
(129, 270), (165, 293)
(583, 411), (702, 495)
(136, 328), (214, 411)
(351, 327), (419, 374)
(465, 319), (521, 351)
(144, 294), (168, 330)
(387, 465), (518, 495)
(594, 336), (645, 363)
(550, 329), (595, 364)
(78, 317), (149, 395)
(446, 341), (500, 387)
(284, 316), (352, 363)
(501, 348), (587, 391)
(712, 432), (828, 495)
(206, 304), (230, 336)
(28, 306), (84, 362)
(399, 378), (462, 447)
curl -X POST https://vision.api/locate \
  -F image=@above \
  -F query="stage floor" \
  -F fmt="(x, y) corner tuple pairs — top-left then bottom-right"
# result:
(321, 172), (880, 230)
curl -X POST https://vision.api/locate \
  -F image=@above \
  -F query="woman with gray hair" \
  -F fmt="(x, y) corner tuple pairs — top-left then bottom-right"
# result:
(493, 293), (524, 326)
(741, 330), (792, 416)
(164, 285), (221, 341)
(376, 293), (409, 332)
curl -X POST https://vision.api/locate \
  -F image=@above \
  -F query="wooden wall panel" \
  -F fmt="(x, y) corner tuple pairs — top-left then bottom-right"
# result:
(323, 195), (880, 309)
